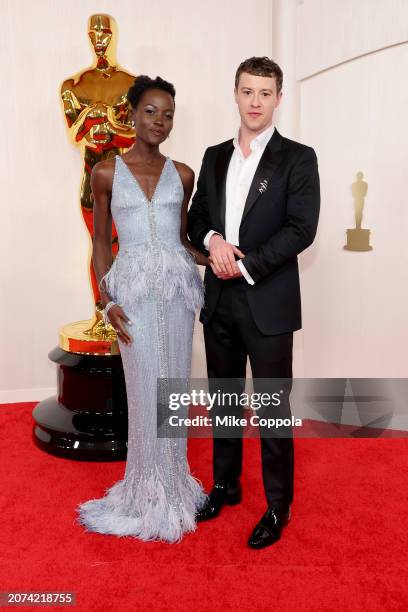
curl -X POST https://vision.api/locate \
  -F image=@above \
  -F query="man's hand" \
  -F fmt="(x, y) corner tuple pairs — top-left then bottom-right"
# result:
(208, 234), (245, 280)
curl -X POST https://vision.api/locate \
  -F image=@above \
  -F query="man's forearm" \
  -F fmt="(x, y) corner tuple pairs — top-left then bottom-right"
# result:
(187, 209), (212, 252)
(237, 259), (255, 284)
(187, 149), (212, 250)
(203, 229), (222, 251)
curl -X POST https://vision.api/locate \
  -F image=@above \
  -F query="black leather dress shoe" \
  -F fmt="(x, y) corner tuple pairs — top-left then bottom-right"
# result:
(196, 481), (242, 522)
(247, 506), (291, 549)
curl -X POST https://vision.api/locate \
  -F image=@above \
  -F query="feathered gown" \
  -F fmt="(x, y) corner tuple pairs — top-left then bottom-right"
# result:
(76, 154), (207, 542)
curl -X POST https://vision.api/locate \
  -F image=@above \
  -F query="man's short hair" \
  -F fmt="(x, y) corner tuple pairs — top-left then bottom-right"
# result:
(235, 57), (283, 93)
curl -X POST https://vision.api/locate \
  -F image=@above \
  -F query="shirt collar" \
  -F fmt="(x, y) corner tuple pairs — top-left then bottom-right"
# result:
(233, 123), (275, 156)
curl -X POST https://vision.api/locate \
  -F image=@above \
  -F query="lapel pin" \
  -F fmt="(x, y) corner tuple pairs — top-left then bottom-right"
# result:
(258, 179), (268, 194)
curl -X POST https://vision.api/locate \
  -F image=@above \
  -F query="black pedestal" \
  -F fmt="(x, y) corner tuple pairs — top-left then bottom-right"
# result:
(32, 347), (128, 461)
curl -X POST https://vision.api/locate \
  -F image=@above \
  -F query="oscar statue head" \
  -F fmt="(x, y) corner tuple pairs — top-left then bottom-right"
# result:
(88, 14), (117, 62)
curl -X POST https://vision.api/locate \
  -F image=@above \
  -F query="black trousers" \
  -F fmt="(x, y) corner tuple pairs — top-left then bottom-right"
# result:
(203, 277), (294, 509)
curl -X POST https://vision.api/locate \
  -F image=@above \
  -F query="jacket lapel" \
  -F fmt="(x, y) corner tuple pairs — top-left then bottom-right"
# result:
(240, 128), (285, 224)
(214, 141), (234, 232)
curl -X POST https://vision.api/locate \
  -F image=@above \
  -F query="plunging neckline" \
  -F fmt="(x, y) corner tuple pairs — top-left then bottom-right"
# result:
(117, 154), (169, 205)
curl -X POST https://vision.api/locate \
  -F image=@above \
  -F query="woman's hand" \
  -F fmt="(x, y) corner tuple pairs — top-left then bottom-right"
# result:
(193, 251), (211, 266)
(107, 305), (134, 345)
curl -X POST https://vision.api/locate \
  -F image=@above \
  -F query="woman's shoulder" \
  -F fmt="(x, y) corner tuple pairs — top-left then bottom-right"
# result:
(172, 160), (195, 190)
(92, 156), (117, 175)
(172, 160), (194, 179)
(90, 157), (117, 190)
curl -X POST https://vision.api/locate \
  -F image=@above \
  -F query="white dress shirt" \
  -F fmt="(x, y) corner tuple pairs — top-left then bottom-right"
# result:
(203, 123), (275, 285)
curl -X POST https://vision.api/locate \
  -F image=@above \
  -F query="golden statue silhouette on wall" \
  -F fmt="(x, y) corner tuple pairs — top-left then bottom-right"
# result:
(344, 171), (373, 252)
(59, 14), (136, 352)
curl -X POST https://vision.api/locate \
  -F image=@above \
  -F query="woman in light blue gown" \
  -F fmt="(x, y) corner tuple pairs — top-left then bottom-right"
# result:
(76, 76), (208, 542)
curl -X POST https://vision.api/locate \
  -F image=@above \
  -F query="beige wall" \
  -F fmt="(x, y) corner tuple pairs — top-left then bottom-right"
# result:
(297, 0), (408, 79)
(296, 0), (408, 377)
(1, 0), (407, 401)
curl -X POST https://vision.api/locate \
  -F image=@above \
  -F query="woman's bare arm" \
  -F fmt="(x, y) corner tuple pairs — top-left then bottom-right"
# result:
(174, 161), (210, 266)
(91, 160), (133, 344)
(91, 161), (115, 308)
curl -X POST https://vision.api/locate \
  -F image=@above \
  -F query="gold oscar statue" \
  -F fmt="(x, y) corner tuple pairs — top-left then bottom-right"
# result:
(60, 13), (136, 353)
(344, 171), (373, 252)
(32, 14), (133, 460)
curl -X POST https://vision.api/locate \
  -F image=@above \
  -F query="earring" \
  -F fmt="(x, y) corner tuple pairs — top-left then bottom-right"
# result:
(130, 119), (135, 128)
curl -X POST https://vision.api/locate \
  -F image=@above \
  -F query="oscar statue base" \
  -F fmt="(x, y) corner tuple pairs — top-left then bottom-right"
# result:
(32, 319), (128, 461)
(344, 228), (373, 252)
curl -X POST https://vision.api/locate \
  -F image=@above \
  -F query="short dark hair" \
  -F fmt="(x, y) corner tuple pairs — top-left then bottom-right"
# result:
(127, 75), (176, 110)
(235, 57), (283, 93)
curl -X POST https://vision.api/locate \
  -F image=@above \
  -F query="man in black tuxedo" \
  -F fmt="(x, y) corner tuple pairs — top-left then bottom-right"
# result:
(187, 57), (320, 549)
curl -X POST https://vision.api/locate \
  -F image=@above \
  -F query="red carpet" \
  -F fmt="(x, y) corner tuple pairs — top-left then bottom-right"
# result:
(1, 402), (408, 611)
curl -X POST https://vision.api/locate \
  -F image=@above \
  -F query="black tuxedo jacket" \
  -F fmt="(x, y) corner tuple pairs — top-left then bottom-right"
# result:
(187, 128), (320, 335)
